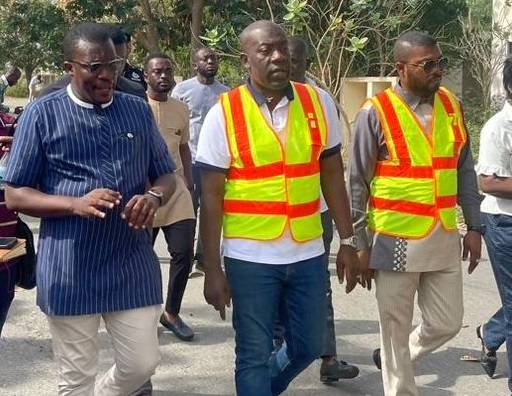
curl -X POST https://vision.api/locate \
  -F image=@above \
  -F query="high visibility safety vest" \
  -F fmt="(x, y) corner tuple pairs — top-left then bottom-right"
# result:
(368, 87), (466, 239)
(220, 82), (327, 242)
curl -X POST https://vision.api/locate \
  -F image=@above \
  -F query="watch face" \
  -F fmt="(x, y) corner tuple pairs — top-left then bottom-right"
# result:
(147, 190), (163, 204)
(341, 235), (357, 247)
(149, 190), (163, 198)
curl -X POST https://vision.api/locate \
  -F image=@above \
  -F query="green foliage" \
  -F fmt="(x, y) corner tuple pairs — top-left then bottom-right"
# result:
(216, 57), (244, 88)
(63, 0), (138, 21)
(347, 37), (369, 53)
(0, 0), (485, 103)
(199, 27), (228, 51)
(283, 0), (308, 26)
(0, 0), (67, 78)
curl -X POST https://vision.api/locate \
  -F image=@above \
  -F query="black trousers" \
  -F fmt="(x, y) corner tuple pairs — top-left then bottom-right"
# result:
(153, 219), (195, 315)
(192, 164), (203, 263)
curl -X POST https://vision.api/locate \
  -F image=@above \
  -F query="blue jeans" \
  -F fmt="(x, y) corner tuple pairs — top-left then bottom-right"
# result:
(224, 255), (326, 396)
(482, 213), (512, 391)
(273, 211), (337, 357)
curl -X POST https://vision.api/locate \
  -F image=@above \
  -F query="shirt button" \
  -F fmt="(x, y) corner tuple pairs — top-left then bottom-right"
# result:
(127, 133), (134, 139)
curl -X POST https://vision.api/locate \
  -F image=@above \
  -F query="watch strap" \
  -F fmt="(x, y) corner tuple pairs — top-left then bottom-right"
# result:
(146, 190), (163, 206)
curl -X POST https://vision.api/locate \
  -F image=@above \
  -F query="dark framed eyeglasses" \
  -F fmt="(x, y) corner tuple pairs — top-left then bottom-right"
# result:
(66, 58), (124, 75)
(406, 57), (449, 74)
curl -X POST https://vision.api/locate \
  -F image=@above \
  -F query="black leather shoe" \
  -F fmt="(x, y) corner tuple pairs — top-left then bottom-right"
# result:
(160, 314), (194, 341)
(320, 359), (360, 383)
(477, 325), (497, 378)
(372, 348), (382, 370)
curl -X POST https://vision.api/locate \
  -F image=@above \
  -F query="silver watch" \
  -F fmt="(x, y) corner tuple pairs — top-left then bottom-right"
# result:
(146, 189), (163, 206)
(339, 235), (358, 249)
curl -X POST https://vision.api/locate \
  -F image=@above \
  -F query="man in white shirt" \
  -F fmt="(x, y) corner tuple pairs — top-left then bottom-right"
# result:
(28, 74), (41, 102)
(476, 56), (512, 395)
(196, 21), (359, 396)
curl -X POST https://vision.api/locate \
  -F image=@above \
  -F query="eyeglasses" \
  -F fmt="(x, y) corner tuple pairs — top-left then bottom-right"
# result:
(67, 58), (124, 75)
(406, 57), (449, 74)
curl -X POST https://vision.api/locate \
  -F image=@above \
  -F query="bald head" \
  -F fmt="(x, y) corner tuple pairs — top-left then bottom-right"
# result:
(240, 20), (287, 52)
(192, 46), (214, 63)
(394, 31), (438, 63)
(288, 37), (310, 83)
(288, 37), (309, 59)
(239, 20), (290, 94)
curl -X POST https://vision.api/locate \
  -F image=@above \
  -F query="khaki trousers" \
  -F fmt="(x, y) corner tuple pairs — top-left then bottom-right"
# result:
(375, 265), (463, 396)
(47, 305), (161, 396)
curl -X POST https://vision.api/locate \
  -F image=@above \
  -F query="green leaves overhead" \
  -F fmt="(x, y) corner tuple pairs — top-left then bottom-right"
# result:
(346, 36), (369, 53)
(0, 0), (66, 79)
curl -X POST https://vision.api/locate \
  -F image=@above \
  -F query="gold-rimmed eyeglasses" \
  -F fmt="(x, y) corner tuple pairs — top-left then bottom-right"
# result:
(406, 57), (449, 74)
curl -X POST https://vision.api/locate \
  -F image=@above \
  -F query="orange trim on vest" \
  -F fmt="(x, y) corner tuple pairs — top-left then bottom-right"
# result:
(226, 84), (323, 179)
(433, 157), (458, 169)
(370, 195), (457, 216)
(224, 198), (320, 218)
(294, 84), (322, 161)
(375, 91), (411, 165)
(437, 89), (465, 154)
(376, 157), (459, 178)
(228, 89), (255, 168)
(227, 161), (320, 179)
(375, 164), (433, 178)
(436, 195), (457, 207)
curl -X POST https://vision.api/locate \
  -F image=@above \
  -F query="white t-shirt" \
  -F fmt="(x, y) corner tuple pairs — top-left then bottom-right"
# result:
(476, 101), (512, 215)
(195, 84), (342, 264)
(29, 75), (41, 89)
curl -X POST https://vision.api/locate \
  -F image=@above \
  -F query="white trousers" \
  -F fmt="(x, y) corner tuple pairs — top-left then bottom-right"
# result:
(47, 305), (161, 396)
(375, 265), (463, 396)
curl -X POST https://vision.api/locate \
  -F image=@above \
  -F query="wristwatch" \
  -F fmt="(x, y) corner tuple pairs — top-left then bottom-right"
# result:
(339, 235), (358, 249)
(145, 189), (164, 206)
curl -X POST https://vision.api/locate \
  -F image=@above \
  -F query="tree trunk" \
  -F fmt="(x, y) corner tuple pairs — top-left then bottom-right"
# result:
(138, 0), (161, 52)
(376, 33), (386, 77)
(25, 67), (33, 88)
(189, 0), (204, 49)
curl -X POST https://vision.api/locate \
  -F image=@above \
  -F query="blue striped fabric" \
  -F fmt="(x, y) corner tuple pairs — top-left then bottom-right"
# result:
(4, 87), (175, 316)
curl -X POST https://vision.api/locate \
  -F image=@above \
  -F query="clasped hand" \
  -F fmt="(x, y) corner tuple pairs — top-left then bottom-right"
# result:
(71, 188), (159, 229)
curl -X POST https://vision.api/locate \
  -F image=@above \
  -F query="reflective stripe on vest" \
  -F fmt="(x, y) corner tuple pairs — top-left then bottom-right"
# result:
(367, 87), (466, 238)
(221, 82), (327, 242)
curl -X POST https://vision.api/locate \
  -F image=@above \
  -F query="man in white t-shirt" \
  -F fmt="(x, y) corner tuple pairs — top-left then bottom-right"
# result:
(476, 56), (512, 394)
(28, 74), (41, 102)
(196, 21), (359, 396)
